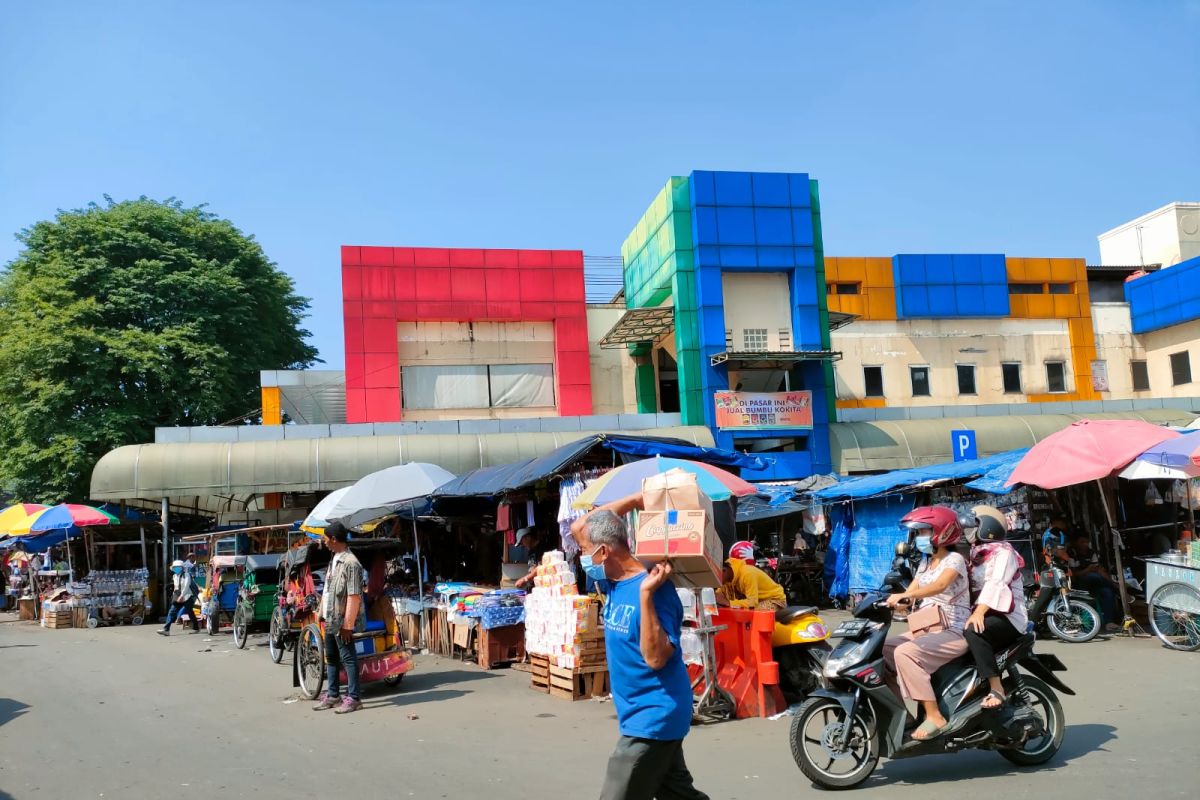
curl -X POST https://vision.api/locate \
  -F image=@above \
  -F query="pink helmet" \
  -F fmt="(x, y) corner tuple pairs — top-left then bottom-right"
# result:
(729, 540), (756, 564)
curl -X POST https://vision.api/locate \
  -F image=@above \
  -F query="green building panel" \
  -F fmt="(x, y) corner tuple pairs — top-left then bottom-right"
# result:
(810, 178), (837, 424)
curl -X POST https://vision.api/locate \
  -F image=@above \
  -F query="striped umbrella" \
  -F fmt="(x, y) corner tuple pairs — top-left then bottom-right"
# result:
(572, 456), (757, 510)
(28, 503), (119, 533)
(0, 503), (49, 537)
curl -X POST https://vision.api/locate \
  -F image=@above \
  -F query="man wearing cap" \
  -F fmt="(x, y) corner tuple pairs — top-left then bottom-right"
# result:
(312, 522), (366, 714)
(157, 559), (200, 636)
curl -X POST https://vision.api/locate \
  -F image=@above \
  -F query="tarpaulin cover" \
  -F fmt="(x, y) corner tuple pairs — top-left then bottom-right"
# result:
(847, 495), (917, 594)
(6, 527), (83, 553)
(735, 494), (806, 523)
(434, 434), (765, 499)
(963, 448), (1031, 494)
(825, 506), (852, 601)
(814, 448), (1031, 501)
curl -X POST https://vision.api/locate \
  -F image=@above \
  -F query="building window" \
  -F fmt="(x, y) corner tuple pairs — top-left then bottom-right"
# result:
(1131, 360), (1150, 392)
(863, 366), (884, 398)
(1002, 362), (1023, 394)
(910, 366), (931, 397)
(834, 283), (861, 295)
(957, 364), (977, 395)
(402, 364), (555, 410)
(1048, 282), (1072, 295)
(1171, 351), (1192, 386)
(1045, 361), (1067, 393)
(742, 328), (768, 350)
(1008, 283), (1043, 295)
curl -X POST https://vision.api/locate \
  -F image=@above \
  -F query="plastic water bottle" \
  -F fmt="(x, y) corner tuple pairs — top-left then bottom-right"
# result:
(700, 587), (719, 622)
(680, 629), (703, 665)
(677, 588), (698, 623)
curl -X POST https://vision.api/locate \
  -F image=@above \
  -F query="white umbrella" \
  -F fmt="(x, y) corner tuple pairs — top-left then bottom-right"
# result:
(330, 462), (456, 530)
(300, 486), (353, 533)
(1118, 460), (1200, 481)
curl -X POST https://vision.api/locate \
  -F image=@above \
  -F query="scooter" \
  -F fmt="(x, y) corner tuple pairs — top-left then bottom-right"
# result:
(788, 544), (1072, 790)
(772, 605), (832, 702)
(1025, 559), (1101, 643)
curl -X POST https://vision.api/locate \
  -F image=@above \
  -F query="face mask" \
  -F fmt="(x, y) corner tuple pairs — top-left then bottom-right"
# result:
(915, 535), (935, 555)
(171, 567), (182, 574)
(580, 548), (607, 582)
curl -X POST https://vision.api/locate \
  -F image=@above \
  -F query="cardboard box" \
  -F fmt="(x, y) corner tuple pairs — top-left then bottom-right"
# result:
(635, 469), (724, 589)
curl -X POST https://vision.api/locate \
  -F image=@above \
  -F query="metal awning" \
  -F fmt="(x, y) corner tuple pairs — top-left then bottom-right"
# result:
(710, 349), (842, 367)
(89, 425), (716, 504)
(598, 307), (675, 348)
(828, 311), (857, 331)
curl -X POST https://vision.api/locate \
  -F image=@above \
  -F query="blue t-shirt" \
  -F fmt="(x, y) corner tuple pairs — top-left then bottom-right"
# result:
(599, 573), (693, 741)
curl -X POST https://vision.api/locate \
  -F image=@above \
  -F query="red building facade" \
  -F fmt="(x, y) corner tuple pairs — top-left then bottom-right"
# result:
(341, 246), (593, 423)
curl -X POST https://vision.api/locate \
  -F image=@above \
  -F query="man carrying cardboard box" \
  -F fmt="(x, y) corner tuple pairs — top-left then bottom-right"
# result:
(572, 493), (709, 800)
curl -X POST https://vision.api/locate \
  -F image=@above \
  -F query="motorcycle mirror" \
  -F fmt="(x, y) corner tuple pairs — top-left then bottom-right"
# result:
(895, 541), (911, 557)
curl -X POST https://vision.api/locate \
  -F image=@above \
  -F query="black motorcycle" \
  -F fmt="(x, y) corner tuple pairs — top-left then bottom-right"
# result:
(788, 545), (1072, 790)
(1025, 560), (1101, 643)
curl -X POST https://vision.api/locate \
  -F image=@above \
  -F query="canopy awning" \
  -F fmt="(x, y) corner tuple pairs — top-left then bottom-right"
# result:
(829, 409), (1196, 474)
(597, 307), (676, 348)
(90, 425), (716, 505)
(433, 434), (765, 499)
(710, 349), (842, 367)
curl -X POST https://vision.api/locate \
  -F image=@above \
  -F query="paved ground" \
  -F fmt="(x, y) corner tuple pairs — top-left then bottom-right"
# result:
(1, 613), (1197, 799)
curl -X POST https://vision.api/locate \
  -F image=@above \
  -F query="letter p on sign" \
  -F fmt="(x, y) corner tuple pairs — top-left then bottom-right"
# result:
(951, 430), (977, 462)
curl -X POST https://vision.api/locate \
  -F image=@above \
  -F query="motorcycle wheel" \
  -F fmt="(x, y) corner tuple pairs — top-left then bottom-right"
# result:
(1046, 598), (1100, 643)
(1000, 675), (1065, 766)
(789, 696), (879, 790)
(777, 644), (829, 703)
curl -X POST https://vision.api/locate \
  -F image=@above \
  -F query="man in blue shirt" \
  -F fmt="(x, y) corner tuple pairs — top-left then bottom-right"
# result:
(573, 496), (709, 800)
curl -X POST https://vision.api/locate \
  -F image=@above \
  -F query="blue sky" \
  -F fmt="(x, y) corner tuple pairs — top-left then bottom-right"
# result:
(2, 1), (1197, 368)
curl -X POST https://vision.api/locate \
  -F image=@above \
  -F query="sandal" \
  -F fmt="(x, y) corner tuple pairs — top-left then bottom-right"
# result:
(911, 719), (948, 741)
(982, 690), (1005, 710)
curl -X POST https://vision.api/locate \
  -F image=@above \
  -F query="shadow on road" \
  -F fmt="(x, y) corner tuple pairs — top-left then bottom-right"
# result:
(0, 644), (37, 649)
(0, 697), (31, 729)
(358, 666), (500, 708)
(866, 724), (1118, 787)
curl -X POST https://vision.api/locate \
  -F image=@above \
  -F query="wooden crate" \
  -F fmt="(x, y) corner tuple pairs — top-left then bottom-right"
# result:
(478, 624), (526, 670)
(44, 611), (73, 629)
(72, 607), (90, 628)
(547, 664), (610, 701)
(529, 654), (551, 692)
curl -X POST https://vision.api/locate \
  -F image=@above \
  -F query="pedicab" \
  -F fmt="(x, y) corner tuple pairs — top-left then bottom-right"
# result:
(201, 554), (247, 635)
(232, 553), (284, 650)
(290, 537), (414, 699)
(267, 542), (326, 664)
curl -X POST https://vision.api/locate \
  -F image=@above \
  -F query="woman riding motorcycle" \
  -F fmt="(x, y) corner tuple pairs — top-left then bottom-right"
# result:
(962, 505), (1028, 710)
(883, 506), (972, 741)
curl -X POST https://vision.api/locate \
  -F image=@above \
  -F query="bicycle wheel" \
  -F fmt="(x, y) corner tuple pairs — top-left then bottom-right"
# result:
(1149, 582), (1200, 651)
(232, 605), (248, 649)
(268, 607), (286, 664)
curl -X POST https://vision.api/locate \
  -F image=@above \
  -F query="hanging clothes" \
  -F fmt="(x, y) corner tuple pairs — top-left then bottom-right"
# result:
(557, 477), (587, 559)
(496, 501), (512, 534)
(526, 499), (536, 526)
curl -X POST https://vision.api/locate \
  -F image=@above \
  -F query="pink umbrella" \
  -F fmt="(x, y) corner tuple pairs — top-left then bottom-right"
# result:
(1006, 419), (1179, 490)
(1006, 418), (1180, 629)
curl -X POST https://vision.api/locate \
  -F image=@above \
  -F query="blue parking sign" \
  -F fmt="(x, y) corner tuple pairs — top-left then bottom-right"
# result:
(951, 430), (977, 462)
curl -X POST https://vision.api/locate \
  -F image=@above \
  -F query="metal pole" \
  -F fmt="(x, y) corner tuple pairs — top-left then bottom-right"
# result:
(1096, 481), (1134, 629)
(411, 500), (424, 648)
(1188, 480), (1196, 546)
(161, 497), (171, 614)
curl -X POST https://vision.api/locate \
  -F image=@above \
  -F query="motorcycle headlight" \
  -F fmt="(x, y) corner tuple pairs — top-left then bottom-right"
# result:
(822, 635), (876, 679)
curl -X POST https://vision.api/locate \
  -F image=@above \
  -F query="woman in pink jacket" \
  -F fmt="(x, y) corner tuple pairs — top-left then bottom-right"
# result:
(962, 505), (1028, 709)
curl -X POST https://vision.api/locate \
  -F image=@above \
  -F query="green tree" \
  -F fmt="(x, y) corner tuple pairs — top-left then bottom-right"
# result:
(0, 197), (318, 502)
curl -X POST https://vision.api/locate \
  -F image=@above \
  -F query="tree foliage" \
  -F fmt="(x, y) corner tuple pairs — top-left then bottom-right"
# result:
(0, 198), (317, 502)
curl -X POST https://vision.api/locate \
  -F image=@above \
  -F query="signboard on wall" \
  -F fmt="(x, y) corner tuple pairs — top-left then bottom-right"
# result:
(714, 390), (813, 430)
(1091, 360), (1110, 392)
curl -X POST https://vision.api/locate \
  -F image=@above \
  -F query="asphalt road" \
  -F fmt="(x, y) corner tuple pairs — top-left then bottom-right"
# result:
(1, 613), (1197, 800)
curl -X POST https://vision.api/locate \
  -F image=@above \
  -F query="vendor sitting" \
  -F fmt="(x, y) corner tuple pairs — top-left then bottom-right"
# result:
(719, 554), (787, 611)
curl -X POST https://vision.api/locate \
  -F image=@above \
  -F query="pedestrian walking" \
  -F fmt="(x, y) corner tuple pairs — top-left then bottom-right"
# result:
(157, 559), (199, 635)
(572, 497), (709, 800)
(312, 522), (366, 714)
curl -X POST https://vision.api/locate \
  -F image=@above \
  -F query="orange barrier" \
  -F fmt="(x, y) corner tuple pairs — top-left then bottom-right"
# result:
(689, 607), (786, 718)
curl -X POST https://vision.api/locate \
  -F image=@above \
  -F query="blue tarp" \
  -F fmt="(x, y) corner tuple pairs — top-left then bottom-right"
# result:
(735, 495), (806, 523)
(3, 527), (83, 553)
(434, 434), (766, 499)
(847, 495), (916, 593)
(813, 448), (1031, 501)
(963, 448), (1030, 494)
(825, 506), (852, 600)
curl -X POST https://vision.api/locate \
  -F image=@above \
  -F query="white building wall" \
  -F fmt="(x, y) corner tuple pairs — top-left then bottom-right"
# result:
(1098, 202), (1200, 267)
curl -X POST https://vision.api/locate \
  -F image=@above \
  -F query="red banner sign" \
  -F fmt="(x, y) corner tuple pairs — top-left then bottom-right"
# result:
(713, 390), (814, 430)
